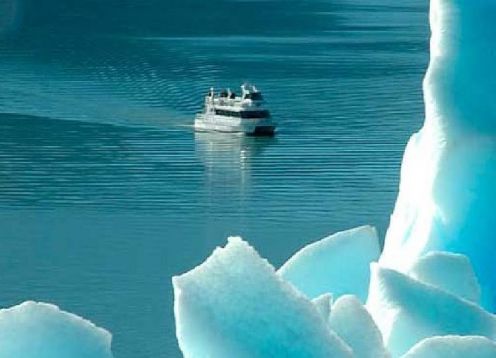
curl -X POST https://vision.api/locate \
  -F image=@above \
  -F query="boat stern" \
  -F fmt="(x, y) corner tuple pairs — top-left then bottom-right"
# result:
(248, 125), (276, 136)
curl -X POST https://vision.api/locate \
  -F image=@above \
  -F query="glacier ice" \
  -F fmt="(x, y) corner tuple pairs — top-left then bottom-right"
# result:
(408, 251), (480, 303)
(329, 295), (389, 358)
(278, 225), (380, 302)
(402, 336), (496, 358)
(367, 264), (496, 358)
(172, 237), (353, 358)
(0, 301), (113, 358)
(312, 293), (333, 322)
(380, 0), (496, 311)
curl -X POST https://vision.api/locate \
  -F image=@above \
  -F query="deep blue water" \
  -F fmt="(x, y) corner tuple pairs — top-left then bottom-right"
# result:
(0, 1), (428, 357)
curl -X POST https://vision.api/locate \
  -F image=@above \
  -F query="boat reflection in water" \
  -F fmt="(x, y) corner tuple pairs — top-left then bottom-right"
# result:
(194, 131), (274, 194)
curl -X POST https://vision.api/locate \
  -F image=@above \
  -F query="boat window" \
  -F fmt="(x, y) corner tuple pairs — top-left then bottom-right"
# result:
(244, 92), (264, 101)
(240, 110), (270, 119)
(215, 109), (240, 117)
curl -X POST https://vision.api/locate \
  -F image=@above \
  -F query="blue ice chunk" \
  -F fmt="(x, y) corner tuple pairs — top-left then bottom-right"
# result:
(367, 264), (496, 358)
(423, 0), (496, 136)
(402, 336), (496, 358)
(0, 301), (113, 358)
(278, 226), (380, 302)
(381, 0), (496, 311)
(312, 293), (333, 322)
(408, 251), (480, 303)
(329, 295), (389, 358)
(173, 237), (353, 358)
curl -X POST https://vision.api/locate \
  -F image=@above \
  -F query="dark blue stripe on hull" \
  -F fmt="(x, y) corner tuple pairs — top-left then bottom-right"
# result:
(248, 126), (276, 136)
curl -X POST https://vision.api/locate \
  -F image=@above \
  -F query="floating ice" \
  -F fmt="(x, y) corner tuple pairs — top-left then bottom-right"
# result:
(278, 225), (380, 302)
(367, 264), (496, 358)
(402, 336), (496, 358)
(312, 293), (333, 322)
(380, 0), (496, 311)
(329, 295), (389, 358)
(408, 251), (480, 303)
(0, 301), (113, 358)
(173, 237), (353, 358)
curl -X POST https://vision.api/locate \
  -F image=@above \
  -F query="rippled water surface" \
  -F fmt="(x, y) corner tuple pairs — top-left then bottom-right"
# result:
(0, 1), (428, 356)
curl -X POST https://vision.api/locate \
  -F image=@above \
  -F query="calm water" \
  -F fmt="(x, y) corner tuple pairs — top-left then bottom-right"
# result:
(0, 1), (428, 357)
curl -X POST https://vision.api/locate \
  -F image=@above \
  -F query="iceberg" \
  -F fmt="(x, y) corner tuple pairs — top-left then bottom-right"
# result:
(172, 237), (353, 358)
(329, 295), (389, 358)
(402, 336), (496, 358)
(408, 251), (480, 303)
(367, 264), (496, 358)
(312, 293), (333, 322)
(0, 301), (113, 358)
(278, 225), (380, 302)
(380, 0), (496, 311)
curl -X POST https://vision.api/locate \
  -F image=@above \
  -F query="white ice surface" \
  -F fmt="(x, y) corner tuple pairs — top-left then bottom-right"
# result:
(408, 251), (480, 303)
(173, 237), (352, 358)
(0, 301), (113, 358)
(402, 336), (496, 358)
(312, 293), (333, 323)
(329, 295), (389, 358)
(367, 264), (496, 358)
(381, 0), (496, 311)
(278, 226), (380, 302)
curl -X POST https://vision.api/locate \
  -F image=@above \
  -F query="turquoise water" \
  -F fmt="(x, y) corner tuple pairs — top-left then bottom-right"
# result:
(0, 1), (428, 357)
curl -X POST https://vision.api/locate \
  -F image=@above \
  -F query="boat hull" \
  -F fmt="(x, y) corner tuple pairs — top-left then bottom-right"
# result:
(247, 126), (276, 137)
(194, 114), (276, 136)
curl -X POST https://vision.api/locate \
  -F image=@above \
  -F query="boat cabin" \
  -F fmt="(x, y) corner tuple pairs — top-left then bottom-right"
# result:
(195, 82), (276, 135)
(204, 83), (270, 119)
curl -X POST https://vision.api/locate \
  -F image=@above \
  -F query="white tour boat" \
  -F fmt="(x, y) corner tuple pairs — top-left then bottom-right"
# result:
(194, 84), (276, 136)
